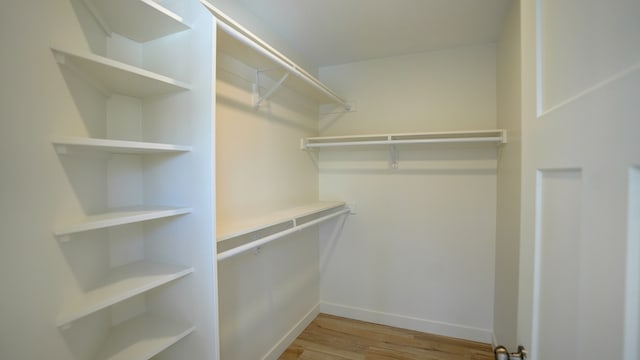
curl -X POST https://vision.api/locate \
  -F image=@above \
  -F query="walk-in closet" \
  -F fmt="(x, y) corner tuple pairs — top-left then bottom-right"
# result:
(3, 0), (639, 359)
(210, 0), (518, 357)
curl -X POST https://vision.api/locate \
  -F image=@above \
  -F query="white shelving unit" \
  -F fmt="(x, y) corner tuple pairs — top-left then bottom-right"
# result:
(203, 2), (352, 262)
(51, 1), (217, 359)
(200, 0), (350, 109)
(217, 202), (349, 261)
(56, 262), (194, 327)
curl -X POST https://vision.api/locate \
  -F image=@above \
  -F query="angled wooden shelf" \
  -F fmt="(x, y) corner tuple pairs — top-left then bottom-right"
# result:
(52, 137), (192, 155)
(95, 314), (195, 360)
(53, 207), (193, 238)
(56, 261), (194, 328)
(52, 47), (191, 98)
(83, 0), (190, 42)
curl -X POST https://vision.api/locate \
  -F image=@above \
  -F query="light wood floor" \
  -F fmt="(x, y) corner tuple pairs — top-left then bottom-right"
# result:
(279, 314), (494, 360)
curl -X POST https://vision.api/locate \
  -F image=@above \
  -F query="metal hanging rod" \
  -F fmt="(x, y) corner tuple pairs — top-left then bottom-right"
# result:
(217, 207), (350, 262)
(200, 1), (351, 110)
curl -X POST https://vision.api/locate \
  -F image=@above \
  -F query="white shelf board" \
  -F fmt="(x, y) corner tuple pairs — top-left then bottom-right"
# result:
(52, 137), (192, 154)
(95, 314), (194, 360)
(53, 207), (193, 238)
(217, 201), (346, 242)
(202, 1), (348, 107)
(52, 47), (191, 97)
(302, 130), (507, 149)
(84, 0), (190, 42)
(57, 261), (194, 327)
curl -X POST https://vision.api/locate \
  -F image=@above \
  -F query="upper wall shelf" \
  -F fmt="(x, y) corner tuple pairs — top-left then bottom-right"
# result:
(301, 130), (507, 149)
(82, 0), (190, 42)
(51, 47), (191, 98)
(302, 130), (507, 169)
(52, 137), (192, 155)
(199, 0), (351, 109)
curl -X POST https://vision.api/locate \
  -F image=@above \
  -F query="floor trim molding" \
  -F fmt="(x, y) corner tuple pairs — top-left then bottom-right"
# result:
(262, 303), (320, 360)
(319, 301), (493, 344)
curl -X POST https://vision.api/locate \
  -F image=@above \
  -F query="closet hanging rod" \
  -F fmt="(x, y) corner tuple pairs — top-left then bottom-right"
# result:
(200, 1), (351, 110)
(217, 208), (350, 262)
(304, 136), (504, 149)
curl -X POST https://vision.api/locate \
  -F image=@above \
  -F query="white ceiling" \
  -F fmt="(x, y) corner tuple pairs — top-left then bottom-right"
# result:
(235, 0), (511, 67)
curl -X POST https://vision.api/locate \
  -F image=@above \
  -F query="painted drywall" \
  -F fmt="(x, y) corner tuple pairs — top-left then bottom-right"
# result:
(215, 50), (321, 359)
(317, 45), (498, 342)
(493, 0), (521, 350)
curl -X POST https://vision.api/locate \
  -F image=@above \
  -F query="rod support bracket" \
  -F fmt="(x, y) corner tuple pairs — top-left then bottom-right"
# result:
(253, 71), (290, 109)
(390, 144), (399, 169)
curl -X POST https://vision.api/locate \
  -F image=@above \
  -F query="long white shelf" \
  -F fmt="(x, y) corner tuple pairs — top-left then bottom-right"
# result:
(52, 137), (192, 155)
(217, 202), (350, 261)
(53, 207), (193, 238)
(200, 1), (350, 108)
(301, 130), (507, 149)
(82, 0), (190, 42)
(51, 47), (191, 97)
(95, 314), (194, 360)
(217, 201), (347, 242)
(57, 261), (194, 328)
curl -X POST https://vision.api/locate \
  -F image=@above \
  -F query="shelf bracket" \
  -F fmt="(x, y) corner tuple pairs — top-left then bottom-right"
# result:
(57, 235), (71, 243)
(253, 71), (290, 109)
(53, 144), (69, 155)
(390, 144), (399, 169)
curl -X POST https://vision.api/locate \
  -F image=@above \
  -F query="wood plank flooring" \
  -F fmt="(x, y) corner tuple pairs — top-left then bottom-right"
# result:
(279, 314), (494, 360)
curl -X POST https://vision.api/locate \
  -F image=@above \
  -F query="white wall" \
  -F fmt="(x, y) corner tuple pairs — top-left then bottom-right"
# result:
(215, 46), (322, 360)
(0, 3), (74, 358)
(494, 0), (521, 350)
(317, 45), (498, 342)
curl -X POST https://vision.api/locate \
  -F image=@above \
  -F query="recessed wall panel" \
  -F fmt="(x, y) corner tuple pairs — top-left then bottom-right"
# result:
(535, 169), (582, 360)
(625, 166), (640, 360)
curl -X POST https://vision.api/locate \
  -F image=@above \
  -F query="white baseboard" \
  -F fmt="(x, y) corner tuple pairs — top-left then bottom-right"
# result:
(262, 303), (320, 360)
(319, 301), (493, 344)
